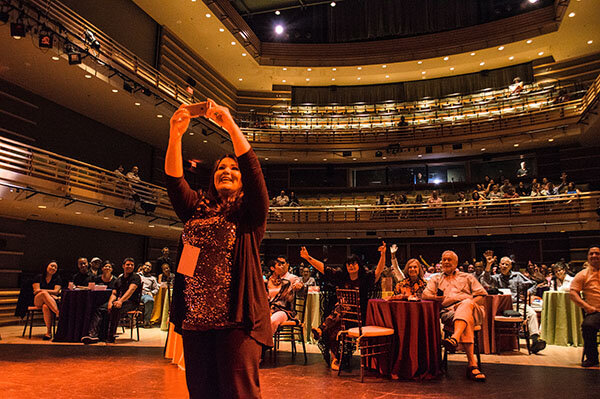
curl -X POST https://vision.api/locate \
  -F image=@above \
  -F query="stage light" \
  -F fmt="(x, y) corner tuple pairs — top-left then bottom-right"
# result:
(123, 81), (134, 93)
(65, 44), (82, 65)
(275, 25), (284, 35)
(10, 22), (26, 39)
(38, 29), (53, 48)
(84, 29), (100, 51)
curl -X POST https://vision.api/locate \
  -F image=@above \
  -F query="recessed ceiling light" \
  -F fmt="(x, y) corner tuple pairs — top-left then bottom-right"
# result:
(219, 28), (225, 32)
(332, 67), (336, 71)
(452, 235), (458, 238)
(421, 71), (426, 74)
(238, 78), (243, 81)
(498, 46), (504, 51)
(203, 140), (208, 143)
(307, 68), (312, 71)
(111, 89), (118, 93)
(294, 158), (298, 161)
(568, 12), (575, 17)
(128, 221), (134, 224)
(205, 13), (211, 18)
(283, 67), (287, 71)
(37, 205), (46, 209)
(85, 74), (92, 78)
(134, 102), (141, 106)
(275, 10), (280, 15)
(443, 56), (449, 61)
(514, 143), (519, 147)
(481, 148), (486, 151)
(450, 67), (455, 71)
(382, 65), (387, 68)
(51, 56), (59, 61)
(103, 216), (109, 220)
(75, 211), (82, 215)
(275, 25), (284, 35)
(526, 39), (532, 44)
(470, 52), (476, 56)
(330, 1), (336, 6)
(509, 56), (515, 60)
(148, 225), (155, 228)
(417, 61), (422, 64)
(357, 77), (361, 80)
(418, 154), (422, 158)
(382, 156), (387, 160)
(480, 62), (485, 66)
(385, 75), (390, 78)
(548, 138), (554, 142)
(231, 41), (236, 45)
(157, 114), (163, 118)
(588, 40), (594, 45)
(357, 67), (362, 70)
(352, 158), (357, 161)
(306, 78), (310, 81)
(323, 158), (327, 161)
(264, 157), (269, 160)
(242, 53), (247, 56)
(538, 51), (544, 56)
(282, 79), (286, 83)
(331, 78), (335, 81)
(189, 132), (194, 136)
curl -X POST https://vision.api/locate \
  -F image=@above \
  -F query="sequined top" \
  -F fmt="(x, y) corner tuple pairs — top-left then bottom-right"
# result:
(181, 213), (237, 330)
(396, 277), (426, 297)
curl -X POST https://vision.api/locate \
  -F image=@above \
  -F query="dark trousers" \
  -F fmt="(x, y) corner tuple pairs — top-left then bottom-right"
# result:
(319, 304), (343, 359)
(582, 312), (600, 361)
(182, 328), (262, 399)
(88, 300), (137, 339)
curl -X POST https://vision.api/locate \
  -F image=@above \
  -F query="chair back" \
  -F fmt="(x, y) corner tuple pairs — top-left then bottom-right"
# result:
(336, 288), (362, 333)
(293, 289), (308, 321)
(516, 283), (528, 318)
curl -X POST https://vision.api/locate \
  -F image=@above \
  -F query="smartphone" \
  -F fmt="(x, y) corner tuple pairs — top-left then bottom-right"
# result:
(185, 101), (209, 118)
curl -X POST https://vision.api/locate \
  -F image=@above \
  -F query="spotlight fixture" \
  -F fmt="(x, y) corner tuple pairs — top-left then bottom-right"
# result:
(84, 29), (100, 51)
(10, 22), (26, 39)
(123, 81), (134, 93)
(275, 25), (284, 35)
(330, 2), (336, 7)
(38, 28), (53, 48)
(65, 43), (82, 65)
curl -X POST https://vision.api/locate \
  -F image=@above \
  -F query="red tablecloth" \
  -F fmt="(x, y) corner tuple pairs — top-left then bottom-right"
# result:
(479, 294), (516, 354)
(366, 299), (441, 380)
(54, 289), (112, 342)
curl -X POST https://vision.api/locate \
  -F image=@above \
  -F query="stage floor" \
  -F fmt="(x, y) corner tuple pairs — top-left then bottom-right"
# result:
(0, 325), (598, 399)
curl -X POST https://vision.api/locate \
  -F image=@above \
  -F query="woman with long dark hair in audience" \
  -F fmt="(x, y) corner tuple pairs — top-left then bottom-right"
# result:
(300, 243), (386, 370)
(32, 260), (62, 340)
(165, 99), (271, 398)
(395, 258), (427, 299)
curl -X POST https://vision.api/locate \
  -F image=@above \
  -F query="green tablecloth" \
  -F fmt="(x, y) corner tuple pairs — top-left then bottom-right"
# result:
(541, 291), (583, 346)
(302, 292), (321, 343)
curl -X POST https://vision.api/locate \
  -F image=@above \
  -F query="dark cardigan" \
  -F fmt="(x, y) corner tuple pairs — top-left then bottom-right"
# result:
(166, 149), (273, 347)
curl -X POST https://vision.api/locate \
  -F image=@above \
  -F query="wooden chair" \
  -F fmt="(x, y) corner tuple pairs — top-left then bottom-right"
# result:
(336, 288), (394, 382)
(441, 324), (482, 375)
(119, 303), (143, 341)
(494, 285), (531, 354)
(273, 291), (308, 364)
(21, 306), (56, 339)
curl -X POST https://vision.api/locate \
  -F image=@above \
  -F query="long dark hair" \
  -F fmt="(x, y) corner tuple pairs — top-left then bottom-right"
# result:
(41, 260), (58, 280)
(341, 254), (369, 282)
(195, 154), (244, 218)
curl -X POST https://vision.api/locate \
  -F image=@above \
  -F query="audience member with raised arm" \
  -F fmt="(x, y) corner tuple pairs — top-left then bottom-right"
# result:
(422, 251), (487, 381)
(570, 247), (600, 367)
(300, 243), (386, 370)
(165, 99), (271, 398)
(33, 261), (62, 340)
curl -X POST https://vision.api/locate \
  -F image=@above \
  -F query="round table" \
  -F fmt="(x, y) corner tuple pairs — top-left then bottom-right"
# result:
(541, 291), (584, 346)
(150, 285), (172, 331)
(302, 292), (321, 343)
(53, 289), (112, 342)
(365, 299), (441, 380)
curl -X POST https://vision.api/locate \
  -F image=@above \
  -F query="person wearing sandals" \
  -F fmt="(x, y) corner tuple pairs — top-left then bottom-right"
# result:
(423, 251), (487, 382)
(32, 261), (62, 340)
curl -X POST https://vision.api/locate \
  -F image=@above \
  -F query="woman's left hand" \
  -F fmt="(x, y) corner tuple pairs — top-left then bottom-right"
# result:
(378, 241), (386, 254)
(205, 98), (235, 131)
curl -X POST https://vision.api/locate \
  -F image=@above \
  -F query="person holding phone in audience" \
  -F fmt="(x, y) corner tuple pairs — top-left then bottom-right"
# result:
(165, 99), (271, 398)
(32, 261), (62, 340)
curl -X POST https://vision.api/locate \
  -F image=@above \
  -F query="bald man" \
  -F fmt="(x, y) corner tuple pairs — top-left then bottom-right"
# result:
(483, 256), (546, 354)
(423, 251), (487, 381)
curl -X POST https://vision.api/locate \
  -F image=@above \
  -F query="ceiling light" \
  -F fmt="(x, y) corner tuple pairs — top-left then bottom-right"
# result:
(294, 158), (298, 161)
(51, 56), (60, 61)
(275, 10), (280, 15)
(568, 12), (575, 17)
(470, 52), (476, 56)
(548, 138), (554, 142)
(205, 13), (211, 18)
(385, 75), (389, 78)
(275, 25), (284, 35)
(128, 221), (134, 224)
(282, 79), (286, 83)
(283, 67), (287, 71)
(417, 61), (422, 64)
(443, 56), (449, 61)
(134, 102), (141, 106)
(307, 68), (312, 71)
(219, 28), (224, 32)
(148, 225), (155, 228)
(498, 46), (504, 51)
(528, 0), (539, 3)
(85, 74), (92, 79)
(526, 39), (532, 44)
(242, 53), (247, 56)
(538, 51), (544, 56)
(332, 67), (336, 71)
(421, 71), (426, 74)
(111, 89), (118, 93)
(588, 40), (594, 45)
(357, 77), (361, 80)
(203, 140), (208, 143)
(509, 56), (515, 60)
(480, 62), (485, 66)
(306, 78), (310, 81)
(357, 67), (362, 70)
(37, 205), (46, 209)
(238, 78), (243, 81)
(323, 158), (327, 161)
(157, 114), (163, 118)
(382, 65), (387, 68)
(418, 154), (422, 158)
(330, 1), (336, 6)
(331, 78), (335, 81)
(75, 211), (82, 215)
(382, 156), (387, 160)
(481, 148), (486, 151)
(189, 132), (194, 136)
(231, 41), (236, 45)
(514, 143), (519, 147)
(264, 157), (269, 160)
(353, 158), (357, 161)
(450, 67), (455, 71)
(103, 217), (109, 220)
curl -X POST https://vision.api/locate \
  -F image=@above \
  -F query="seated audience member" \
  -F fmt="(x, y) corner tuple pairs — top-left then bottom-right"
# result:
(288, 192), (300, 207)
(275, 190), (290, 206)
(155, 247), (172, 276)
(71, 257), (90, 287)
(33, 261), (62, 340)
(523, 261), (545, 284)
(395, 259), (427, 299)
(529, 183), (543, 197)
(488, 185), (503, 200)
(126, 166), (141, 182)
(387, 193), (399, 205)
(474, 251), (496, 292)
(503, 186), (519, 199)
(482, 257), (546, 353)
(398, 115), (409, 127)
(89, 257), (102, 278)
(414, 193), (424, 204)
(570, 247), (600, 367)
(566, 182), (581, 195)
(94, 261), (116, 289)
(267, 256), (303, 333)
(516, 181), (530, 197)
(424, 265), (435, 281)
(427, 190), (443, 207)
(139, 262), (159, 327)
(301, 244), (385, 370)
(509, 77), (524, 95)
(422, 251), (487, 381)
(114, 165), (125, 178)
(300, 266), (316, 288)
(550, 262), (573, 291)
(542, 181), (565, 196)
(158, 263), (174, 285)
(82, 258), (142, 344)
